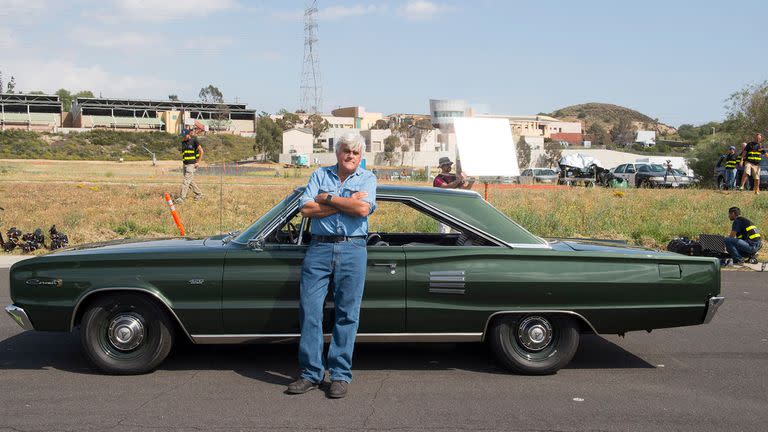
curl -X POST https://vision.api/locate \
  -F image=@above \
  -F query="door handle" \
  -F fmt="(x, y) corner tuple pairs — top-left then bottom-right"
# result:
(373, 263), (397, 274)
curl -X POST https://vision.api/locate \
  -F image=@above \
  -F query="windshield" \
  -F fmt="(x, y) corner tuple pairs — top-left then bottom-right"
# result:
(648, 164), (667, 172)
(234, 189), (301, 243)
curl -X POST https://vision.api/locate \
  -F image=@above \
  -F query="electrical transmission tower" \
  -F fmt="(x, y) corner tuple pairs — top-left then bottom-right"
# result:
(300, 0), (322, 113)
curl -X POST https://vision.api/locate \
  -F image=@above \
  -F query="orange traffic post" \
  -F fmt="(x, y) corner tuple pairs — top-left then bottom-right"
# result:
(163, 193), (186, 236)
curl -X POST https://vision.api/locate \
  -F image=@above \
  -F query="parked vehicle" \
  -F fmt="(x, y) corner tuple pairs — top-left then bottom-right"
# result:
(6, 186), (723, 375)
(612, 163), (684, 188)
(517, 168), (558, 184)
(713, 157), (768, 190)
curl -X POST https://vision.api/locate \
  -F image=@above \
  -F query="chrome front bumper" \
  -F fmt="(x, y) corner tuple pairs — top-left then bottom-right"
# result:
(703, 296), (725, 324)
(4, 304), (34, 330)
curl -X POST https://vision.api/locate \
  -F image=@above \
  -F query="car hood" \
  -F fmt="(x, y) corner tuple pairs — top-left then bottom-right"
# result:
(45, 237), (209, 256)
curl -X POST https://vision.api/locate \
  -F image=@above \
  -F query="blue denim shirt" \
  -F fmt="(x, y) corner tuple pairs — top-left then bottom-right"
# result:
(299, 165), (377, 236)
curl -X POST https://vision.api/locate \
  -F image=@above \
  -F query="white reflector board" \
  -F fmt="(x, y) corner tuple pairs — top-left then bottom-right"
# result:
(453, 117), (520, 177)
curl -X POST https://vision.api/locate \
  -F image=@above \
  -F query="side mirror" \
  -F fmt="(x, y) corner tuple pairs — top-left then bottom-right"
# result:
(248, 237), (265, 251)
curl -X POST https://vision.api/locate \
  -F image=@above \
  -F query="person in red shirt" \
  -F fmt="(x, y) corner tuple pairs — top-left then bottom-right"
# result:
(433, 157), (473, 189)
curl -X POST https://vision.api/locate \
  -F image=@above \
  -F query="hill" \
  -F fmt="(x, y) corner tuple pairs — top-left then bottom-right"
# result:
(549, 103), (677, 135)
(0, 130), (257, 162)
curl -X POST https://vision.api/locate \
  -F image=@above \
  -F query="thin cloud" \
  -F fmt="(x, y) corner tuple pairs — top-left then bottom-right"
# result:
(399, 1), (453, 21)
(8, 59), (174, 97)
(0, 27), (16, 49)
(71, 29), (155, 49)
(86, 0), (239, 23)
(273, 3), (385, 21)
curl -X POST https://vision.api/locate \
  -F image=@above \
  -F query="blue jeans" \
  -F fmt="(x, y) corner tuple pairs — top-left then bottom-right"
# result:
(725, 168), (737, 190)
(724, 237), (761, 261)
(298, 238), (367, 383)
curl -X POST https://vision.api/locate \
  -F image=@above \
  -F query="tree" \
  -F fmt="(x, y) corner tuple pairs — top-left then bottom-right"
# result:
(304, 113), (330, 140)
(610, 117), (635, 146)
(726, 80), (768, 140)
(254, 112), (282, 162)
(383, 135), (400, 166)
(199, 85), (224, 104)
(28, 91), (45, 95)
(586, 123), (611, 147)
(199, 84), (229, 132)
(6, 76), (16, 93)
(371, 119), (389, 130)
(168, 94), (179, 101)
(56, 89), (72, 110)
(516, 137), (531, 169)
(543, 139), (562, 168)
(275, 109), (301, 131)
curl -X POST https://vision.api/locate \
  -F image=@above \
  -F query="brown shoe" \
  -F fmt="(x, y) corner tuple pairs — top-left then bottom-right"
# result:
(328, 380), (348, 399)
(286, 378), (318, 394)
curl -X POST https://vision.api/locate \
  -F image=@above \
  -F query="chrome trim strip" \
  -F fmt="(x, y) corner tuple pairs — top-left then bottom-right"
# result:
(428, 282), (465, 289)
(428, 288), (466, 295)
(507, 243), (551, 249)
(5, 304), (34, 331)
(69, 288), (194, 341)
(429, 270), (465, 276)
(703, 296), (725, 324)
(429, 276), (465, 282)
(191, 332), (483, 344)
(481, 310), (599, 341)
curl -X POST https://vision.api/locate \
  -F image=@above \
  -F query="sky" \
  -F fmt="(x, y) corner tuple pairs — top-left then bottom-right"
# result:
(1, 0), (766, 127)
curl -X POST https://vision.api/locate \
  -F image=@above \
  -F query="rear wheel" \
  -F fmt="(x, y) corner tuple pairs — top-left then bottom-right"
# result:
(80, 293), (174, 374)
(489, 314), (579, 375)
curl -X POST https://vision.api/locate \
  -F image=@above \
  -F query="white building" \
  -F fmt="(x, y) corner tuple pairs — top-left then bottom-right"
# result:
(636, 130), (656, 147)
(281, 128), (314, 155)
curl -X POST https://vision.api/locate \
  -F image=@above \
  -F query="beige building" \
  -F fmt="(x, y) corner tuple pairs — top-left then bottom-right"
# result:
(282, 128), (314, 155)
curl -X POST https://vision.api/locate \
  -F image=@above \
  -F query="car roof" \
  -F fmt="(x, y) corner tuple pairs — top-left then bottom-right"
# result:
(295, 185), (545, 246)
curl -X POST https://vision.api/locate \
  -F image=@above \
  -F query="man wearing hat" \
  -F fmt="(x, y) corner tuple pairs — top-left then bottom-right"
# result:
(433, 156), (472, 233)
(723, 145), (739, 190)
(433, 157), (472, 189)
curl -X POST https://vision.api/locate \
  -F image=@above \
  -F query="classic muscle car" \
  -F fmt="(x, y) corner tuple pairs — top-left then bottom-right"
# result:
(5, 186), (724, 375)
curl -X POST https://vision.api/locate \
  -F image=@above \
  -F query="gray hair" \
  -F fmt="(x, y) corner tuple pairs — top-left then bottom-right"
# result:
(336, 132), (365, 154)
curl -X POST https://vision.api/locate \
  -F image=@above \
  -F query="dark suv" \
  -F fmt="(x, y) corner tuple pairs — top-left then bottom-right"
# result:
(714, 157), (768, 190)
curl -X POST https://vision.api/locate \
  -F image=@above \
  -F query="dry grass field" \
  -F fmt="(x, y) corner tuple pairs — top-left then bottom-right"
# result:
(1, 159), (766, 259)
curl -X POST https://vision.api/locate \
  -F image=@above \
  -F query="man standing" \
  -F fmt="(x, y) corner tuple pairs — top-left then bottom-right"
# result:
(287, 133), (376, 399)
(725, 206), (762, 265)
(722, 145), (739, 190)
(738, 133), (764, 194)
(177, 127), (204, 203)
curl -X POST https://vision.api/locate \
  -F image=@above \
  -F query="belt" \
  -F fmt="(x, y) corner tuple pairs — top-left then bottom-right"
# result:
(313, 235), (366, 243)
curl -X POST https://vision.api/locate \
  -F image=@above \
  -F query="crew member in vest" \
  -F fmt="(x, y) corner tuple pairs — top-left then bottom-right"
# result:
(287, 133), (377, 399)
(177, 126), (204, 203)
(723, 145), (739, 190)
(738, 133), (764, 194)
(725, 206), (762, 264)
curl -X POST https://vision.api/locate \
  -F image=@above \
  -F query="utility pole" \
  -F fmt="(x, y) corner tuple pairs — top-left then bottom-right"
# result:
(299, 0), (322, 113)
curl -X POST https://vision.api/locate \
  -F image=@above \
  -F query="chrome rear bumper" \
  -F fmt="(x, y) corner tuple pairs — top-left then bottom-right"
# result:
(703, 296), (725, 324)
(4, 304), (34, 330)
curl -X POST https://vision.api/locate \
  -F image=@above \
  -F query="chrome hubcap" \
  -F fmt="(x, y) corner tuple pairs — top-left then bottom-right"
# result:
(107, 314), (145, 351)
(517, 316), (553, 351)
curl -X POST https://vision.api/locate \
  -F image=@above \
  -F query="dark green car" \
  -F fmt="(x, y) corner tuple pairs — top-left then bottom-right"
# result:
(5, 186), (724, 375)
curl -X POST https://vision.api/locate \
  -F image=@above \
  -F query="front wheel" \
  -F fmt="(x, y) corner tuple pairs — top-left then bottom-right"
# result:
(489, 314), (579, 375)
(80, 293), (175, 374)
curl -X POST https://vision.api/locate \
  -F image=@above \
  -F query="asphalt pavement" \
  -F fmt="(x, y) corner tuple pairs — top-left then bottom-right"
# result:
(1, 265), (766, 432)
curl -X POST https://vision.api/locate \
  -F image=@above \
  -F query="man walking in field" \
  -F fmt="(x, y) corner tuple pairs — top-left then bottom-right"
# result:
(287, 133), (376, 399)
(738, 133), (764, 194)
(177, 126), (204, 203)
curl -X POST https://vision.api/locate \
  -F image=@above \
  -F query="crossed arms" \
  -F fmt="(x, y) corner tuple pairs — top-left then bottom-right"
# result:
(300, 191), (370, 218)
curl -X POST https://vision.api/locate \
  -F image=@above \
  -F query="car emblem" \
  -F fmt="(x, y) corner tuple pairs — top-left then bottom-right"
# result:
(188, 279), (205, 285)
(26, 279), (63, 288)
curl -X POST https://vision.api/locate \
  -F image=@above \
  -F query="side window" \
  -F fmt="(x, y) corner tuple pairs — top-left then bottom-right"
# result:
(625, 165), (636, 173)
(366, 200), (492, 247)
(638, 165), (649, 173)
(266, 211), (307, 245)
(614, 165), (625, 173)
